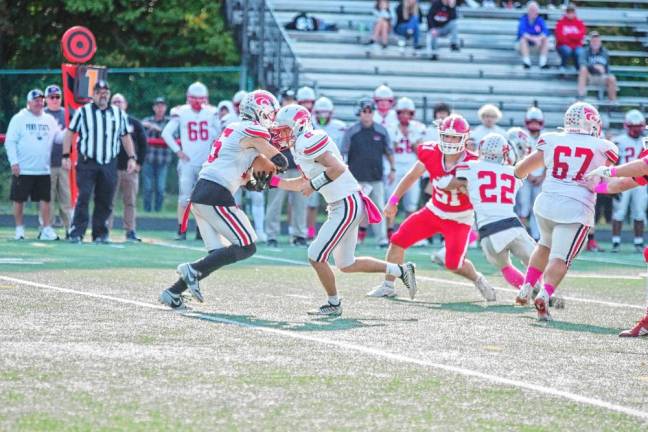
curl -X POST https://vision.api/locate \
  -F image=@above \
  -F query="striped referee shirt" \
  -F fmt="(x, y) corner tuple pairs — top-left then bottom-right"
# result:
(68, 102), (129, 164)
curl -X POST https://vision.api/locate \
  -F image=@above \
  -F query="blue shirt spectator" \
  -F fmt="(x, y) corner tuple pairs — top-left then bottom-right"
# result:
(516, 1), (549, 69)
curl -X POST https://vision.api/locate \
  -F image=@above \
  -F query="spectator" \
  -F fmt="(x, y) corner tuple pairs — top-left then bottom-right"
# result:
(426, 0), (459, 61)
(141, 97), (171, 213)
(109, 93), (147, 241)
(555, 3), (586, 70)
(373, 84), (398, 129)
(394, 0), (423, 51)
(577, 31), (617, 101)
(161, 82), (220, 240)
(470, 104), (507, 146)
(62, 80), (138, 243)
(5, 89), (62, 240)
(367, 0), (392, 49)
(516, 1), (549, 69)
(264, 91), (307, 247)
(341, 98), (396, 246)
(44, 84), (73, 237)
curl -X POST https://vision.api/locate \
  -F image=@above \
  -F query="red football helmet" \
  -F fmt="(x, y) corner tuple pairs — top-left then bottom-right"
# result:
(438, 114), (470, 154)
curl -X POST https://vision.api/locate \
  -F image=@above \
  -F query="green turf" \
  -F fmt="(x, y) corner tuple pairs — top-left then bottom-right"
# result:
(1, 228), (647, 430)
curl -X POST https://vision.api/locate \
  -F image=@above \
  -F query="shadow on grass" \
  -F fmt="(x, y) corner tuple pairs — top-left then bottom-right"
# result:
(531, 320), (621, 335)
(182, 311), (403, 332)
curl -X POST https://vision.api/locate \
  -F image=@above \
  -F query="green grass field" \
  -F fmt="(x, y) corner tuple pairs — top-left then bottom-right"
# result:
(1, 228), (647, 431)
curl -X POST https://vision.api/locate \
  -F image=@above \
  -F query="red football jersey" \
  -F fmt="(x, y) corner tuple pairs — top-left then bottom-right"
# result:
(633, 149), (648, 186)
(417, 142), (477, 217)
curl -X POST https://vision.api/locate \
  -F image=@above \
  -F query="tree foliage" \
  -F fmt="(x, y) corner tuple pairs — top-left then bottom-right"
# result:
(0, 0), (239, 68)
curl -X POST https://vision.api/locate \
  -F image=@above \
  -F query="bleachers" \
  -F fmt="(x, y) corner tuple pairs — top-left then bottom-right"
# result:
(269, 0), (648, 131)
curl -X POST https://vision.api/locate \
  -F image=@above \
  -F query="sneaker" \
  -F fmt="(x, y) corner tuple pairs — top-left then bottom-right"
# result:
(430, 53), (438, 61)
(68, 236), (82, 244)
(516, 283), (533, 305)
(37, 226), (59, 241)
(586, 238), (601, 252)
(523, 62), (531, 69)
(450, 43), (460, 52)
(367, 283), (396, 298)
(14, 226), (25, 240)
(307, 301), (342, 316)
(267, 239), (278, 248)
(126, 230), (142, 242)
(378, 241), (389, 249)
(292, 236), (308, 247)
(177, 263), (203, 303)
(474, 274), (496, 301)
(534, 289), (552, 321)
(94, 235), (111, 244)
(399, 262), (417, 300)
(611, 242), (620, 253)
(619, 314), (648, 337)
(159, 289), (187, 310)
(175, 231), (187, 241)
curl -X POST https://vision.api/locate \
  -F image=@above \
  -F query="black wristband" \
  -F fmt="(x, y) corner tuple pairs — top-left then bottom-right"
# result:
(128, 155), (137, 161)
(62, 153), (70, 159)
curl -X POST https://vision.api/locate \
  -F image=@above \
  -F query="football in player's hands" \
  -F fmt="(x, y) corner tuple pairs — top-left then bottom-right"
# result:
(251, 155), (277, 178)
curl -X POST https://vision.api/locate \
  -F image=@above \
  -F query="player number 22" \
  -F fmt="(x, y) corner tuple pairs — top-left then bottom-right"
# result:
(478, 172), (516, 204)
(552, 146), (594, 181)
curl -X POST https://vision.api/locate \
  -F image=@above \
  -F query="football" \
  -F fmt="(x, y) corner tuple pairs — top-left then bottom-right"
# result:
(251, 154), (277, 177)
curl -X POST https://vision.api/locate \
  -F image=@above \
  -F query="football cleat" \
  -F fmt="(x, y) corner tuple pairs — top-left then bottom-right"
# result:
(474, 274), (496, 302)
(534, 289), (553, 321)
(586, 238), (602, 252)
(549, 295), (565, 309)
(307, 301), (342, 316)
(159, 289), (187, 310)
(366, 283), (396, 298)
(177, 263), (203, 303)
(516, 283), (533, 306)
(611, 242), (620, 253)
(399, 262), (417, 300)
(37, 226), (59, 241)
(619, 314), (648, 337)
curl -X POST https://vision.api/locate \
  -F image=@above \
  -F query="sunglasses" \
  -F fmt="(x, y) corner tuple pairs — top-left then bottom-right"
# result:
(361, 108), (374, 114)
(48, 95), (61, 100)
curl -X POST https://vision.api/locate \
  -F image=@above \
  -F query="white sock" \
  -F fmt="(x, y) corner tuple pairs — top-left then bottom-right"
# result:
(386, 262), (402, 277)
(634, 237), (644, 246)
(539, 55), (547, 66)
(523, 56), (531, 65)
(328, 295), (340, 306)
(612, 236), (621, 244)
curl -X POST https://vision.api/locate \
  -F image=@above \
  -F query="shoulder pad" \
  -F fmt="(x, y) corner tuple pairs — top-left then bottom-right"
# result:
(241, 122), (271, 140)
(297, 129), (330, 158)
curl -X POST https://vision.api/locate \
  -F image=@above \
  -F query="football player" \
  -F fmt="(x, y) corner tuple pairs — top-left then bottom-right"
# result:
(162, 82), (221, 240)
(368, 114), (497, 301)
(296, 86), (316, 112)
(159, 90), (288, 309)
(373, 84), (398, 129)
(270, 105), (417, 316)
(514, 102), (618, 320)
(610, 110), (647, 252)
(313, 96), (346, 147)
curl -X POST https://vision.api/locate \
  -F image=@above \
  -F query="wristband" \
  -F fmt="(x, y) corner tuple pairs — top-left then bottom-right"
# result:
(388, 195), (400, 206)
(128, 155), (137, 160)
(594, 182), (608, 194)
(310, 172), (332, 191)
(269, 176), (281, 188)
(609, 167), (617, 177)
(62, 153), (70, 159)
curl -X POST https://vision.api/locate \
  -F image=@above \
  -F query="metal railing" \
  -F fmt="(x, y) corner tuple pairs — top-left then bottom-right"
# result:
(225, 0), (300, 92)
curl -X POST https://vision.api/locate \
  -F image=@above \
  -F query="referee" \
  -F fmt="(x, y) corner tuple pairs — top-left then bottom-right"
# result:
(62, 80), (138, 243)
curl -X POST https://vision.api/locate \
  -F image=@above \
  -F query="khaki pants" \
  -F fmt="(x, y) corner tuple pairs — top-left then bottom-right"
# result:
(109, 169), (139, 232)
(50, 167), (73, 230)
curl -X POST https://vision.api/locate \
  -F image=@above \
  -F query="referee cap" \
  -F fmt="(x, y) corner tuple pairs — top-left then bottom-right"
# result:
(26, 89), (44, 102)
(94, 80), (110, 91)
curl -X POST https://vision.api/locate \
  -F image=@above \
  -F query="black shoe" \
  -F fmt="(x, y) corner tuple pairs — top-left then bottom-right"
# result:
(540, 64), (550, 70)
(175, 232), (187, 241)
(523, 62), (531, 69)
(292, 236), (308, 247)
(611, 242), (620, 253)
(450, 43), (460, 52)
(267, 239), (278, 248)
(430, 54), (438, 61)
(126, 230), (142, 242)
(68, 236), (82, 244)
(414, 44), (424, 50)
(365, 39), (375, 46)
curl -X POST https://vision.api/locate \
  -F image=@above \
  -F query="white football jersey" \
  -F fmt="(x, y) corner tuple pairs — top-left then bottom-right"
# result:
(315, 118), (346, 150)
(388, 120), (427, 172)
(292, 129), (360, 203)
(455, 160), (522, 228)
(199, 120), (269, 194)
(373, 110), (398, 130)
(161, 104), (221, 167)
(525, 129), (545, 177)
(470, 125), (506, 146)
(534, 131), (618, 225)
(614, 132), (644, 164)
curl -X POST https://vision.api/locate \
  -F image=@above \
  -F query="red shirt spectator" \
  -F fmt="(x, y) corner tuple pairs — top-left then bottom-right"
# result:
(555, 6), (585, 49)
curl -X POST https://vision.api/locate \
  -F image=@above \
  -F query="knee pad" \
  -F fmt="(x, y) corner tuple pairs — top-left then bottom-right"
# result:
(233, 243), (256, 261)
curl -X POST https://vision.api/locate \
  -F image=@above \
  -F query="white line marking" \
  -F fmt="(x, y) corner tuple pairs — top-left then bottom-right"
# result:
(1, 274), (647, 422)
(417, 276), (645, 310)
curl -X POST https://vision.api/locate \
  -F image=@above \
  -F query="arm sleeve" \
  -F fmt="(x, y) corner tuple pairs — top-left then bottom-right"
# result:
(119, 110), (129, 136)
(68, 108), (82, 133)
(517, 16), (525, 40)
(540, 18), (549, 36)
(161, 116), (181, 153)
(4, 116), (20, 166)
(133, 119), (148, 163)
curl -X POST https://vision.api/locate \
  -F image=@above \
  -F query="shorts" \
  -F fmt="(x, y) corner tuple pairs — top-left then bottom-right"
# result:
(10, 174), (51, 202)
(391, 206), (471, 270)
(308, 192), (364, 269)
(536, 213), (589, 266)
(480, 227), (535, 269)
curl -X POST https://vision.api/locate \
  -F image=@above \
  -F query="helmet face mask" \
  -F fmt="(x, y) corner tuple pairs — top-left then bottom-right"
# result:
(187, 82), (208, 111)
(625, 110), (646, 138)
(525, 107), (544, 132)
(506, 127), (531, 159)
(438, 114), (470, 155)
(314, 110), (332, 126)
(272, 105), (313, 149)
(479, 133), (512, 165)
(313, 97), (334, 126)
(239, 90), (280, 129)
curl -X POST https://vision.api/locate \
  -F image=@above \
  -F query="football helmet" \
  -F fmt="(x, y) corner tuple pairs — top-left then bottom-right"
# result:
(272, 104), (313, 149)
(313, 96), (334, 126)
(563, 102), (602, 137)
(373, 84), (394, 113)
(506, 127), (531, 159)
(239, 90), (280, 129)
(524, 107), (544, 132)
(479, 133), (513, 165)
(396, 97), (415, 126)
(438, 114), (470, 154)
(232, 90), (248, 113)
(296, 86), (316, 111)
(187, 82), (208, 111)
(625, 109), (646, 139)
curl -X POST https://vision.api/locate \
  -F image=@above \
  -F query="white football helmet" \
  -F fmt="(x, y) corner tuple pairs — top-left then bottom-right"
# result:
(373, 84), (394, 101)
(395, 97), (415, 113)
(232, 90), (248, 114)
(438, 114), (470, 155)
(272, 104), (313, 148)
(625, 109), (645, 126)
(563, 102), (602, 137)
(479, 133), (513, 165)
(239, 89), (280, 129)
(296, 86), (316, 103)
(524, 106), (544, 132)
(313, 96), (334, 126)
(187, 81), (208, 110)
(506, 127), (531, 158)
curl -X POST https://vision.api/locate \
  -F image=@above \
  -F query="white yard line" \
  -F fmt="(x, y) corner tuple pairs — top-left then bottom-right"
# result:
(1, 274), (647, 422)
